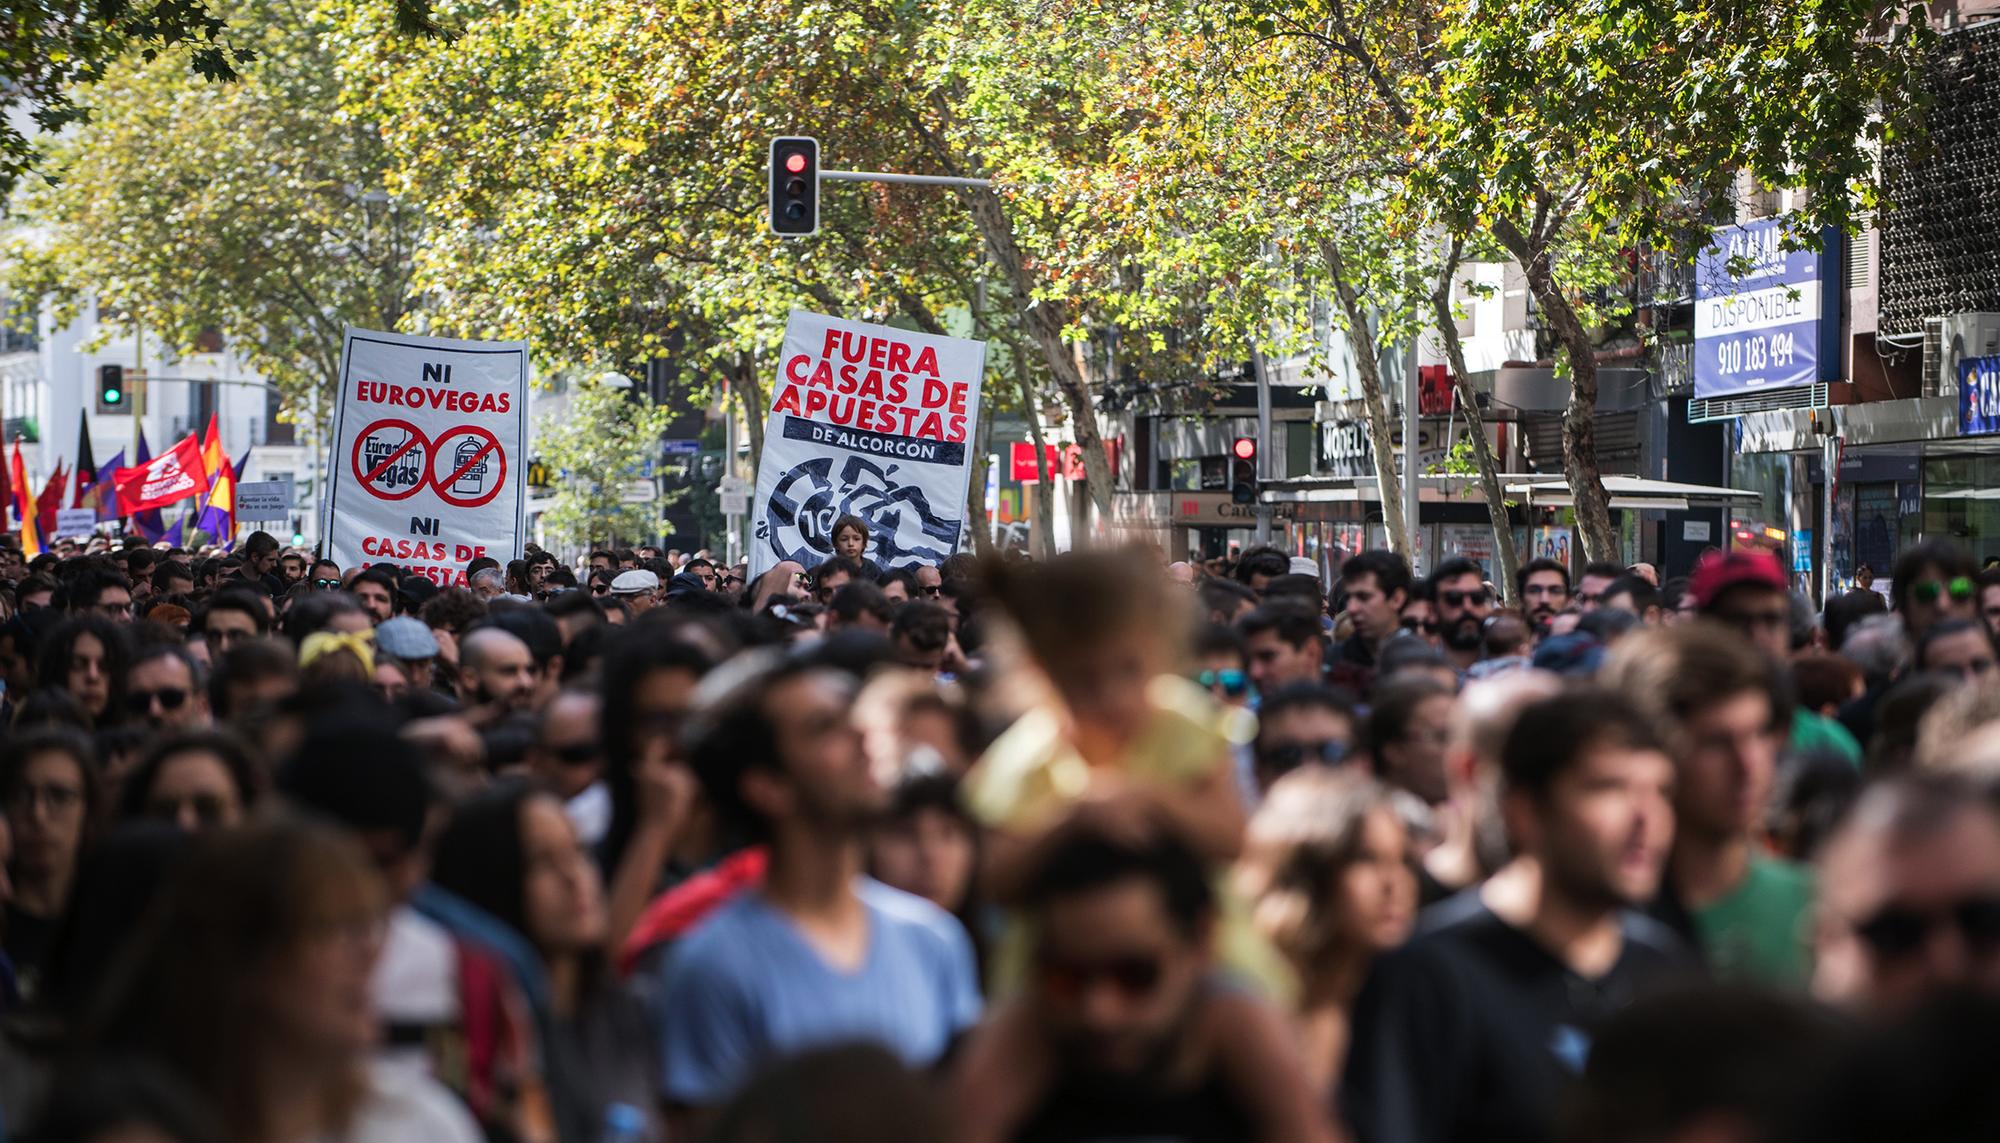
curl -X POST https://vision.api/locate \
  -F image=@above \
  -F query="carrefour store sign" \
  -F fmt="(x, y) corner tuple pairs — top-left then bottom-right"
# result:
(1694, 220), (1839, 400)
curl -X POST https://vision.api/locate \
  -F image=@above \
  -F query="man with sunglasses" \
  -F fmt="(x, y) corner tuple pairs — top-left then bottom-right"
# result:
(1815, 773), (2000, 1013)
(953, 830), (1339, 1143)
(529, 688), (612, 847)
(1892, 539), (1978, 639)
(124, 644), (211, 732)
(1250, 684), (1358, 794)
(1431, 557), (1495, 674)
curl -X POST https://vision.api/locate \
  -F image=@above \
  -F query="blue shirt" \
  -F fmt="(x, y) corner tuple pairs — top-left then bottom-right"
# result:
(653, 878), (982, 1105)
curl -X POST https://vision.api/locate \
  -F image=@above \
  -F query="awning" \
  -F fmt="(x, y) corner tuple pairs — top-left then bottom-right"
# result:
(1261, 473), (1545, 504)
(1503, 475), (1763, 511)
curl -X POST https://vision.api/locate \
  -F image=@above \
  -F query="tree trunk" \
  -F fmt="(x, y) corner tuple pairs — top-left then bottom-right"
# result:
(960, 186), (1114, 540)
(1320, 239), (1410, 559)
(736, 353), (765, 489)
(1491, 220), (1618, 566)
(1430, 243), (1523, 603)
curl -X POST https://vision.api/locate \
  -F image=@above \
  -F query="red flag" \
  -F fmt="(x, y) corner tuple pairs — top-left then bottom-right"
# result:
(36, 460), (66, 539)
(113, 432), (209, 515)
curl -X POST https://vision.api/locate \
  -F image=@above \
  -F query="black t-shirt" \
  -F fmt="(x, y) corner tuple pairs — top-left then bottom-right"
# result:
(1012, 1069), (1253, 1143)
(2, 903), (58, 1000)
(1339, 891), (1700, 1143)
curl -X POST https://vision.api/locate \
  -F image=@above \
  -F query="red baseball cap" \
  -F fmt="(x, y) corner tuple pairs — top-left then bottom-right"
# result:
(1690, 550), (1789, 610)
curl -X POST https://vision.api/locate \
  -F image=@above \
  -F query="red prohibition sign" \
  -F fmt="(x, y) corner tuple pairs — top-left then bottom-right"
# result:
(351, 419), (430, 502)
(429, 425), (507, 509)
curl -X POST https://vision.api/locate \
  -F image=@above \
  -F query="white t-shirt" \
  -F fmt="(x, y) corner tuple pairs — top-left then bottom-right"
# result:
(304, 1061), (481, 1143)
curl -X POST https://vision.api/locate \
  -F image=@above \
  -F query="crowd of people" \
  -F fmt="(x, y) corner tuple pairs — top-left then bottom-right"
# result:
(1, 513), (1999, 1143)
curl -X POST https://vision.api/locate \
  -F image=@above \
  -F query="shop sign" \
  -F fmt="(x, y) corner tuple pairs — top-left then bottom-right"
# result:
(1958, 355), (2000, 436)
(1173, 492), (1297, 526)
(1694, 219), (1831, 399)
(1318, 418), (1500, 480)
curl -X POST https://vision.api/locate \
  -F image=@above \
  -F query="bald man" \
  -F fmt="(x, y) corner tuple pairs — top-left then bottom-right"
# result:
(1424, 670), (1566, 900)
(460, 627), (538, 720)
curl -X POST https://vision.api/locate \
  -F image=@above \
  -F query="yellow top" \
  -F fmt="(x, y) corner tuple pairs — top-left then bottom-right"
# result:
(964, 674), (1293, 1000)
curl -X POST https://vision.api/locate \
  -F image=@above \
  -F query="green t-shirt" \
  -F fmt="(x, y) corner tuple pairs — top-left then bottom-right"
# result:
(1691, 855), (1815, 988)
(1790, 709), (1862, 767)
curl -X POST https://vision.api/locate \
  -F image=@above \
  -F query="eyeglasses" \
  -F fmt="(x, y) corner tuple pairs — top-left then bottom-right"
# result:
(7, 784), (82, 814)
(1256, 739), (1350, 775)
(721, 575), (744, 589)
(1854, 895), (2000, 961)
(147, 792), (233, 828)
(1439, 589), (1490, 608)
(1197, 669), (1251, 698)
(1035, 952), (1165, 1002)
(1521, 583), (1567, 598)
(1912, 577), (1976, 605)
(126, 687), (190, 716)
(313, 578), (343, 590)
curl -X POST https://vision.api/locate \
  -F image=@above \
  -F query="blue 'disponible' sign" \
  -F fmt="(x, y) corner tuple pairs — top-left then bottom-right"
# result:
(1960, 356), (2000, 436)
(1694, 220), (1831, 400)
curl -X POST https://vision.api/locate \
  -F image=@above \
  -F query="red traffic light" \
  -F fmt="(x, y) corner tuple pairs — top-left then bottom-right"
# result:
(785, 152), (809, 174)
(1232, 437), (1257, 461)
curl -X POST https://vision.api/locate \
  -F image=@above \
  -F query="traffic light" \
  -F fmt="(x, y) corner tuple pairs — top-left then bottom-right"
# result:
(1230, 436), (1258, 504)
(768, 136), (820, 236)
(97, 364), (127, 413)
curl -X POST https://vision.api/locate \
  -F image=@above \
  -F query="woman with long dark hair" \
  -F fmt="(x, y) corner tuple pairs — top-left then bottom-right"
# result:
(90, 818), (479, 1143)
(34, 615), (129, 727)
(431, 781), (660, 1142)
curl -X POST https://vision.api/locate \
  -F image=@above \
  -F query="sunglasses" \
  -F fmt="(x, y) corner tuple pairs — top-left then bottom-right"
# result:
(1439, 589), (1490, 608)
(1912, 577), (1975, 605)
(313, 578), (343, 590)
(591, 584), (610, 596)
(1035, 952), (1165, 1002)
(1197, 669), (1251, 698)
(1257, 739), (1350, 776)
(126, 687), (190, 715)
(550, 741), (602, 766)
(1400, 617), (1438, 634)
(1855, 895), (2000, 961)
(921, 585), (942, 598)
(721, 575), (744, 588)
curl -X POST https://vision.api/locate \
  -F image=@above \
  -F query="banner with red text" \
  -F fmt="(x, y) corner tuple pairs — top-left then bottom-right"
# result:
(321, 328), (529, 585)
(751, 310), (986, 576)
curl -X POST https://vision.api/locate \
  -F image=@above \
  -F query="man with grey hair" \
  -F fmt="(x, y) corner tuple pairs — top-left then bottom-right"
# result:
(469, 566), (507, 603)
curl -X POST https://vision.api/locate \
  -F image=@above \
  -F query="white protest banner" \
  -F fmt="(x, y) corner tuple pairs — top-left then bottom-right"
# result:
(53, 508), (96, 538)
(751, 310), (986, 575)
(321, 328), (529, 585)
(236, 477), (294, 521)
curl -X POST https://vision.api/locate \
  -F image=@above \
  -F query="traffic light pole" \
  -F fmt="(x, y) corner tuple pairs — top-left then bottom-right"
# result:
(820, 170), (993, 189)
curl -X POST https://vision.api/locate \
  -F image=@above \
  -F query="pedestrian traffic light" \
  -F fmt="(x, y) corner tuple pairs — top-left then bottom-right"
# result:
(1230, 437), (1258, 504)
(97, 364), (127, 413)
(768, 137), (820, 236)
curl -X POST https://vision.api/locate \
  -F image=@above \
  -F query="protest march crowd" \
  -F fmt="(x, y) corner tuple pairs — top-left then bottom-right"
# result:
(0, 517), (1997, 1143)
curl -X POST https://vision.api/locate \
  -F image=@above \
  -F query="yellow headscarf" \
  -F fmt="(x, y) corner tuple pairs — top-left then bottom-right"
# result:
(299, 629), (376, 674)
